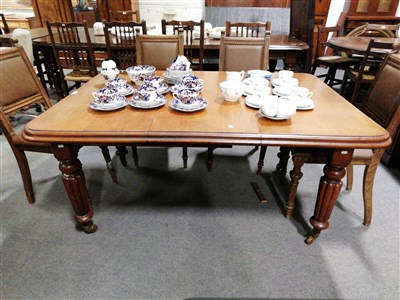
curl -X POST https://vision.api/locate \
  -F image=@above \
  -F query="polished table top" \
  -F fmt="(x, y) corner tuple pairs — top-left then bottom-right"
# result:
(23, 71), (389, 149)
(22, 71), (390, 243)
(328, 36), (400, 56)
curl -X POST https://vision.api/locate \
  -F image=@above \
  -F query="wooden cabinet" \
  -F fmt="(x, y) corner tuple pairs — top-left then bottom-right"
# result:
(31, 0), (74, 27)
(345, 0), (400, 32)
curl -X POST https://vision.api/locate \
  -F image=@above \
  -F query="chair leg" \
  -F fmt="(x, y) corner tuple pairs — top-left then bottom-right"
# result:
(361, 151), (383, 226)
(327, 67), (338, 87)
(350, 80), (362, 104)
(346, 164), (354, 191)
(340, 73), (348, 96)
(207, 147), (214, 172)
(182, 146), (188, 168)
(276, 147), (290, 178)
(286, 155), (305, 219)
(13, 148), (35, 204)
(116, 146), (128, 167)
(99, 146), (117, 183)
(257, 146), (267, 174)
(131, 146), (139, 167)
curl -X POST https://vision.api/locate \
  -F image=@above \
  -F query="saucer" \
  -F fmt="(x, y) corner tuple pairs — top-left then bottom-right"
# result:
(115, 84), (135, 96)
(131, 93), (164, 104)
(169, 97), (207, 112)
(163, 72), (181, 85)
(296, 103), (315, 111)
(271, 78), (283, 86)
(89, 96), (128, 111)
(129, 97), (166, 109)
(245, 95), (262, 108)
(171, 83), (203, 93)
(157, 83), (170, 94)
(259, 110), (292, 120)
(273, 87), (294, 97)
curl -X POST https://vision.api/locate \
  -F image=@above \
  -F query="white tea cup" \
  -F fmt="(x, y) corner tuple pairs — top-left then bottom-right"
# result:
(226, 70), (245, 82)
(294, 87), (313, 99)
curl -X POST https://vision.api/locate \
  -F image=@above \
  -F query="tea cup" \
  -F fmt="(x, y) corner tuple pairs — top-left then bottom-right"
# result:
(126, 65), (156, 85)
(260, 96), (296, 118)
(247, 69), (272, 80)
(144, 76), (165, 89)
(293, 86), (313, 99)
(136, 84), (159, 101)
(106, 78), (127, 90)
(226, 70), (245, 82)
(173, 89), (199, 104)
(219, 80), (244, 101)
(279, 70), (294, 80)
(92, 87), (119, 104)
(180, 75), (204, 88)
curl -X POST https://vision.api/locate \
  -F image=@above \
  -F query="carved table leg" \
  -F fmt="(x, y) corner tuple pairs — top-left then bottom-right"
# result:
(305, 149), (353, 245)
(52, 144), (97, 234)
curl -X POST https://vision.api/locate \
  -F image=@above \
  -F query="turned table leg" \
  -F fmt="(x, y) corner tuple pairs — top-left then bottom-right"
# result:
(305, 149), (353, 245)
(52, 144), (97, 234)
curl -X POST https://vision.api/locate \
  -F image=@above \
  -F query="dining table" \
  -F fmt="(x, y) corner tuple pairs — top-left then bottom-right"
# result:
(22, 70), (391, 244)
(328, 36), (400, 57)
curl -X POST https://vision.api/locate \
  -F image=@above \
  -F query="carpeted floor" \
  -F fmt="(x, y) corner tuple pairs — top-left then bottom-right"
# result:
(1, 127), (399, 299)
(1, 67), (399, 299)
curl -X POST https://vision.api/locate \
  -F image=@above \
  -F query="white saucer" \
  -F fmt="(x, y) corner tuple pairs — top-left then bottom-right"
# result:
(129, 98), (166, 109)
(271, 78), (283, 86)
(169, 98), (207, 112)
(272, 87), (293, 97)
(89, 97), (128, 111)
(259, 110), (292, 120)
(296, 103), (315, 111)
(245, 95), (262, 108)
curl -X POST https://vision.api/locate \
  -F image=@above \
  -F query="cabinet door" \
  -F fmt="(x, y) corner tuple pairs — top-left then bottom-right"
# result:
(348, 0), (399, 16)
(32, 0), (74, 27)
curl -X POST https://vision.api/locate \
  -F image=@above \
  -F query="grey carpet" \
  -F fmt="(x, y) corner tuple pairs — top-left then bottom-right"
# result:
(1, 130), (399, 299)
(1, 68), (399, 299)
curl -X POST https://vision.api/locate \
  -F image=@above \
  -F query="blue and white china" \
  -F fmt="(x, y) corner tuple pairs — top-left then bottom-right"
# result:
(129, 95), (166, 109)
(92, 87), (119, 103)
(219, 80), (244, 102)
(126, 65), (156, 85)
(105, 78), (134, 96)
(89, 95), (128, 111)
(165, 55), (192, 78)
(247, 69), (272, 80)
(169, 97), (207, 112)
(133, 84), (160, 102)
(143, 76), (169, 94)
(173, 89), (199, 106)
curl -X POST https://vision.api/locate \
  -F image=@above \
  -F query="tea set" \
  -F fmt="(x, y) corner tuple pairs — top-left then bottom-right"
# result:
(93, 59), (313, 118)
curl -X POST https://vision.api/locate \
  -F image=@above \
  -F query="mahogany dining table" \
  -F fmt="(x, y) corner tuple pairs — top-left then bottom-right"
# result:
(328, 36), (400, 57)
(22, 70), (390, 244)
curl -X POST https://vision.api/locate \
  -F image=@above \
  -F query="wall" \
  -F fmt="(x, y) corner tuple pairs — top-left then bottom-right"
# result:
(139, 0), (205, 26)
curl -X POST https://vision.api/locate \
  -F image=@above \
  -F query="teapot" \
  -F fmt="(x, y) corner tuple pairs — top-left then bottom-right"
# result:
(101, 60), (120, 82)
(226, 70), (244, 82)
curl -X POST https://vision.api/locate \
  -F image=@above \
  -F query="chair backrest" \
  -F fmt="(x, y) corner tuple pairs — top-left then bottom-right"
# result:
(109, 10), (139, 22)
(362, 53), (400, 138)
(0, 45), (52, 143)
(46, 20), (98, 77)
(219, 36), (270, 71)
(225, 21), (271, 38)
(103, 20), (147, 69)
(161, 19), (205, 70)
(135, 34), (184, 70)
(0, 13), (10, 34)
(354, 39), (395, 80)
(315, 25), (341, 59)
(347, 23), (399, 38)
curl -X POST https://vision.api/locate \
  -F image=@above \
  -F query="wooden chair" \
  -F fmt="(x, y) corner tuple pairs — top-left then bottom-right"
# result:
(135, 34), (184, 69)
(340, 39), (396, 105)
(225, 21), (271, 38)
(161, 19), (205, 70)
(109, 10), (139, 22)
(46, 20), (98, 98)
(275, 53), (400, 225)
(347, 23), (400, 38)
(219, 36), (270, 71)
(0, 45), (118, 204)
(0, 13), (10, 34)
(103, 20), (147, 69)
(311, 25), (360, 87)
